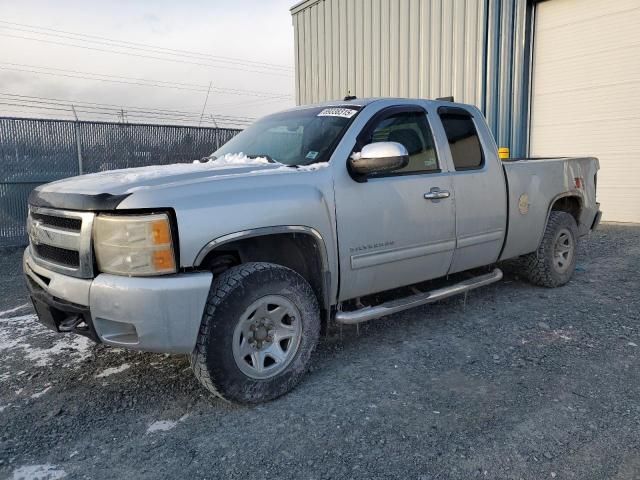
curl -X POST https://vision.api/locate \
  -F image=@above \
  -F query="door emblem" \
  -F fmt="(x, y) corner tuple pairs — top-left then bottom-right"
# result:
(349, 240), (395, 254)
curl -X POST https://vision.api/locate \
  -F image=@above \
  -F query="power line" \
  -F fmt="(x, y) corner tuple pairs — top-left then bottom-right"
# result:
(0, 62), (293, 99)
(0, 20), (294, 71)
(208, 95), (296, 110)
(0, 108), (249, 128)
(0, 108), (76, 120)
(0, 93), (265, 126)
(0, 100), (253, 127)
(0, 104), (253, 127)
(2, 61), (279, 94)
(0, 32), (294, 78)
(0, 92), (257, 122)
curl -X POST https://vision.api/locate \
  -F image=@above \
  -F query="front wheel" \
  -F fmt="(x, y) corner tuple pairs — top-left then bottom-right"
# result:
(190, 262), (320, 404)
(521, 211), (579, 288)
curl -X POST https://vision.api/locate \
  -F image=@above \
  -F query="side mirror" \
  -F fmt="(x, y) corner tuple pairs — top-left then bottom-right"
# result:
(349, 142), (409, 177)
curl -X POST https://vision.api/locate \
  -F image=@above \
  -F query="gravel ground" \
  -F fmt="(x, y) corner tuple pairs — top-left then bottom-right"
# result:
(0, 223), (639, 480)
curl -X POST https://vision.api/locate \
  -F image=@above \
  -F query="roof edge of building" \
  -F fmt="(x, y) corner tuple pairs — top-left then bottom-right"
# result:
(290, 0), (323, 15)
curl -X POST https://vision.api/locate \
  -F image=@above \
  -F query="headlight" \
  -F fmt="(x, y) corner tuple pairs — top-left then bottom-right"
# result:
(93, 213), (176, 276)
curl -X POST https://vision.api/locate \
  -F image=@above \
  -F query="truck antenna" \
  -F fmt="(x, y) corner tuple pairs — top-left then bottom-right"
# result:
(344, 90), (357, 101)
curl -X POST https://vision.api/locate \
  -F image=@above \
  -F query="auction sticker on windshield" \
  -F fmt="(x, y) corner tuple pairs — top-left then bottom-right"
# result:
(317, 108), (358, 118)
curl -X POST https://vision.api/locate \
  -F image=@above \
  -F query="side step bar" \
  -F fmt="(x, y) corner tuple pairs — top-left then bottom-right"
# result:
(335, 268), (503, 325)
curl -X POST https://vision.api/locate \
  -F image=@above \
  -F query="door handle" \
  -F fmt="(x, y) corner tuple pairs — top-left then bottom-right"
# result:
(424, 188), (450, 200)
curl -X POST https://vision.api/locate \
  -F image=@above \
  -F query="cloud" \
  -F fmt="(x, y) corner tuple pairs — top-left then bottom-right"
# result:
(0, 0), (296, 122)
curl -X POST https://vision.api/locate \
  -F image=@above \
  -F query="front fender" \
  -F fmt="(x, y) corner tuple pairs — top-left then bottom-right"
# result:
(177, 183), (336, 267)
(115, 159), (339, 305)
(193, 225), (333, 309)
(117, 168), (337, 266)
(193, 225), (329, 270)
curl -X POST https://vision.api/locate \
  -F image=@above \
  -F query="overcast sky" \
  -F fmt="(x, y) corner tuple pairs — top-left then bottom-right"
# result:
(0, 0), (297, 127)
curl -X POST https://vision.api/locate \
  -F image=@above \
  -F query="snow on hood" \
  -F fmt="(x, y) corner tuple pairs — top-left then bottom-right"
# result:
(109, 152), (271, 184)
(37, 152), (327, 196)
(201, 152), (271, 166)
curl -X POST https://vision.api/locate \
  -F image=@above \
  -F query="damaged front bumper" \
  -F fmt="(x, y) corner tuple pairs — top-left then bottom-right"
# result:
(24, 248), (212, 354)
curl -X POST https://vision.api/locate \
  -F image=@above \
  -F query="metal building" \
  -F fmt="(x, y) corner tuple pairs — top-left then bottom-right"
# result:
(291, 0), (640, 223)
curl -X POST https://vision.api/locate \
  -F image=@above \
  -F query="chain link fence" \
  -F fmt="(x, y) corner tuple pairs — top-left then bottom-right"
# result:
(0, 117), (240, 247)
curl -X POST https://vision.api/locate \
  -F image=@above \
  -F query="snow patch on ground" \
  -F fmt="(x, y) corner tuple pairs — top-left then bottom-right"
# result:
(0, 303), (30, 318)
(0, 314), (94, 378)
(146, 420), (178, 433)
(147, 420), (178, 434)
(95, 363), (130, 378)
(31, 386), (51, 399)
(0, 313), (39, 325)
(11, 464), (67, 480)
(26, 335), (93, 368)
(146, 414), (190, 434)
(0, 315), (38, 352)
(0, 404), (10, 412)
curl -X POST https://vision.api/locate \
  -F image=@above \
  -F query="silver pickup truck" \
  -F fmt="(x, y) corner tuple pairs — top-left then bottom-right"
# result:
(23, 98), (601, 403)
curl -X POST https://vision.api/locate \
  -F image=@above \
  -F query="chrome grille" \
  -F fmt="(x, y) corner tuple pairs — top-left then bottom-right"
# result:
(27, 206), (95, 278)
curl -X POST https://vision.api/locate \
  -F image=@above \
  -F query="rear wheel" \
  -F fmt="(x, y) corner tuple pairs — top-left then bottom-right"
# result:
(190, 262), (320, 404)
(521, 211), (579, 288)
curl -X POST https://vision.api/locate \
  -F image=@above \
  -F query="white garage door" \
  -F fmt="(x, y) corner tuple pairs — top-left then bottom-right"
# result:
(530, 0), (640, 223)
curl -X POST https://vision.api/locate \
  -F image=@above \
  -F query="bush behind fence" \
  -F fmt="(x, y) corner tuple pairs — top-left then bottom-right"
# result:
(0, 117), (240, 247)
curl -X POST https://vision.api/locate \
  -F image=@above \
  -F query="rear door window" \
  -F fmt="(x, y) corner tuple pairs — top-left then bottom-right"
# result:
(439, 113), (484, 170)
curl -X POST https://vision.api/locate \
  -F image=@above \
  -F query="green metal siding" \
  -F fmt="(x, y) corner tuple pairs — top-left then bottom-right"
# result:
(291, 0), (533, 156)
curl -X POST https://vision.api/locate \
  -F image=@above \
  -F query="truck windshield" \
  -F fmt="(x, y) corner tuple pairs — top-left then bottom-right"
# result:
(211, 106), (361, 166)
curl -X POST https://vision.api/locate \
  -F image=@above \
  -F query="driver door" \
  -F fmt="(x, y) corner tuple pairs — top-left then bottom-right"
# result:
(334, 105), (456, 301)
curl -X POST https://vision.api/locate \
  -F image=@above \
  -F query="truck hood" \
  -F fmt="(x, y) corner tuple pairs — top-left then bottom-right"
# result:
(38, 160), (284, 196)
(29, 156), (327, 210)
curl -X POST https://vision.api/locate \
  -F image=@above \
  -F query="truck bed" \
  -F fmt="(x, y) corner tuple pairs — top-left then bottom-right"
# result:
(499, 156), (600, 261)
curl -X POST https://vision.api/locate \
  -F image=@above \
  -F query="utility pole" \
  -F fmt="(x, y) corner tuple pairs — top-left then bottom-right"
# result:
(71, 105), (84, 175)
(210, 114), (220, 149)
(199, 81), (213, 127)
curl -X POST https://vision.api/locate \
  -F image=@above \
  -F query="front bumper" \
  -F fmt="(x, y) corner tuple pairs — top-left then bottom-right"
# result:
(24, 248), (212, 354)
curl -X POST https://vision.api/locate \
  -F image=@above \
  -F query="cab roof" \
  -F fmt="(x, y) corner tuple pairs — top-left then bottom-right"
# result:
(281, 97), (473, 112)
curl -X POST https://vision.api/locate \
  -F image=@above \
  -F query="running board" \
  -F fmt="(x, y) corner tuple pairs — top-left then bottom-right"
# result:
(334, 268), (503, 325)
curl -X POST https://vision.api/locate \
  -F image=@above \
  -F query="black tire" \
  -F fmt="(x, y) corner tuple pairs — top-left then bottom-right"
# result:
(190, 262), (320, 404)
(521, 211), (579, 288)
